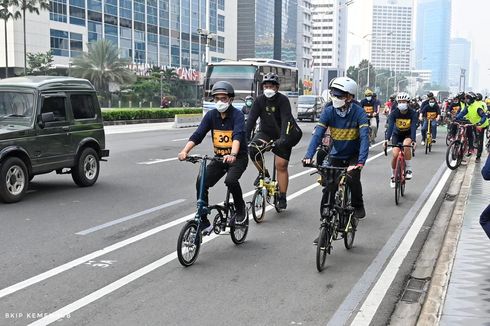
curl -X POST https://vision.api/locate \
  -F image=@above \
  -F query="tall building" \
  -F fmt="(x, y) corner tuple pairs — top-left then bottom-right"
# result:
(237, 0), (298, 62)
(0, 0), (237, 78)
(416, 0), (451, 86)
(370, 0), (413, 73)
(448, 38), (471, 94)
(296, 0), (313, 84)
(310, 0), (347, 95)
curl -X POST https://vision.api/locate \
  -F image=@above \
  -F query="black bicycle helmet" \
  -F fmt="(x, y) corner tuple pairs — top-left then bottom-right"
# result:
(427, 92), (434, 98)
(476, 93), (483, 101)
(211, 81), (235, 97)
(262, 73), (280, 85)
(372, 92), (377, 97)
(466, 91), (477, 99)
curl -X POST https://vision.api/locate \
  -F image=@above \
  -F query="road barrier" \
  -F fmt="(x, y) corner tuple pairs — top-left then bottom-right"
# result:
(173, 114), (202, 128)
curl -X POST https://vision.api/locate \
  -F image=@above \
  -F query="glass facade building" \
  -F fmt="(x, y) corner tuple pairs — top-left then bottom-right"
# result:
(48, 0), (230, 70)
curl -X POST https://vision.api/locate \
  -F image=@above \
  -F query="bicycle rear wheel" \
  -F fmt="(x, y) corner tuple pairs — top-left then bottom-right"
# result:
(230, 210), (249, 245)
(342, 186), (356, 250)
(446, 141), (461, 170)
(316, 225), (330, 272)
(251, 189), (266, 223)
(177, 221), (201, 267)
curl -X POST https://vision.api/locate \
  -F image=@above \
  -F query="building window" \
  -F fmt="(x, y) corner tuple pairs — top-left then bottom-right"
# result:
(217, 36), (224, 54)
(217, 14), (224, 32)
(50, 29), (69, 57)
(69, 5), (85, 26)
(104, 24), (118, 45)
(218, 0), (224, 10)
(50, 0), (67, 22)
(88, 21), (102, 42)
(119, 0), (132, 19)
(70, 32), (83, 57)
(209, 0), (217, 33)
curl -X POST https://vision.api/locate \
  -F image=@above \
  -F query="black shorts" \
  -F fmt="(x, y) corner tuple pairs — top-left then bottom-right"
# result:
(392, 132), (411, 145)
(250, 131), (292, 161)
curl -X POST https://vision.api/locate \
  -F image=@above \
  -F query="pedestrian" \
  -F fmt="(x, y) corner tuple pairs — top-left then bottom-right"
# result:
(480, 153), (490, 238)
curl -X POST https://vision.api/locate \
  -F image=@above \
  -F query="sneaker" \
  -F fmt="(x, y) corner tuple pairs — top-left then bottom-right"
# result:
(199, 217), (213, 235)
(390, 177), (395, 189)
(476, 157), (481, 163)
(353, 206), (366, 219)
(406, 170), (413, 180)
(432, 139), (436, 144)
(233, 206), (246, 224)
(313, 237), (319, 245)
(467, 149), (475, 157)
(421, 140), (425, 146)
(277, 194), (287, 210)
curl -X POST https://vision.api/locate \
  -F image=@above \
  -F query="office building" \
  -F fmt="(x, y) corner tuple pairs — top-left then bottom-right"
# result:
(296, 0), (313, 84)
(448, 38), (470, 93)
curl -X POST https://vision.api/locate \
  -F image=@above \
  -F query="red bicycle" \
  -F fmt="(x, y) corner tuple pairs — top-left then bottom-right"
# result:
(446, 121), (473, 170)
(384, 143), (414, 205)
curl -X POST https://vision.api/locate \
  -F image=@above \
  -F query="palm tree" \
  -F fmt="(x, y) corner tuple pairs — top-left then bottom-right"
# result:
(0, 0), (21, 78)
(17, 0), (49, 75)
(71, 40), (136, 100)
(161, 67), (178, 84)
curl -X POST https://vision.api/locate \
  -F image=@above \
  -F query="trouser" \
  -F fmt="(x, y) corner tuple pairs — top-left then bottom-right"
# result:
(467, 125), (475, 150)
(326, 157), (364, 208)
(368, 117), (378, 139)
(196, 155), (248, 213)
(421, 119), (437, 140)
(475, 127), (486, 159)
(480, 204), (490, 239)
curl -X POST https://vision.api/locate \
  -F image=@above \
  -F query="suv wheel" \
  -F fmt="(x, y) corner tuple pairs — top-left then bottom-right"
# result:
(72, 148), (100, 187)
(0, 157), (28, 203)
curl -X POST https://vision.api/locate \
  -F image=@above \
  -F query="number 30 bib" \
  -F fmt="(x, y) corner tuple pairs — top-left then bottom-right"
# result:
(212, 130), (233, 156)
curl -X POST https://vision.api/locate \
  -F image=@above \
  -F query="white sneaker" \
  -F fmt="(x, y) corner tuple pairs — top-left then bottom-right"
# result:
(406, 170), (413, 180)
(390, 177), (395, 188)
(421, 140), (425, 146)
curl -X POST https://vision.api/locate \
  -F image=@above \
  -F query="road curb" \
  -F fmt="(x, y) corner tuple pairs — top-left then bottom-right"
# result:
(389, 158), (475, 326)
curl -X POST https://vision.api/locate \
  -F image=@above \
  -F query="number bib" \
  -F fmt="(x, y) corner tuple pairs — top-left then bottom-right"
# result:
(395, 118), (411, 131)
(212, 130), (233, 156)
(364, 106), (374, 114)
(427, 111), (437, 120)
(451, 106), (460, 115)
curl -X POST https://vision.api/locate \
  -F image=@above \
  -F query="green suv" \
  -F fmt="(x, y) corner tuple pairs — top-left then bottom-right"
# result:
(0, 76), (109, 203)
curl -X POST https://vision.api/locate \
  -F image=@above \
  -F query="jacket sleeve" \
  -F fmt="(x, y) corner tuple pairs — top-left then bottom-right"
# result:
(410, 111), (418, 141)
(482, 155), (490, 180)
(476, 108), (487, 125)
(232, 109), (245, 141)
(189, 111), (212, 145)
(456, 107), (468, 120)
(305, 109), (329, 159)
(279, 96), (294, 141)
(357, 110), (370, 165)
(385, 111), (395, 140)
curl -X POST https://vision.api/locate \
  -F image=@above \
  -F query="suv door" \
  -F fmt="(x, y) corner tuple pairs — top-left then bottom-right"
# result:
(33, 94), (73, 171)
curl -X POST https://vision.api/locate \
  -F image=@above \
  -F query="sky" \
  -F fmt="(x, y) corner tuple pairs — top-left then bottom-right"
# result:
(346, 0), (490, 92)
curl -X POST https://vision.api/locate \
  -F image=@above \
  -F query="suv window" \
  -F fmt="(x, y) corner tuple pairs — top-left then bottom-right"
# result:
(70, 94), (96, 119)
(42, 97), (67, 121)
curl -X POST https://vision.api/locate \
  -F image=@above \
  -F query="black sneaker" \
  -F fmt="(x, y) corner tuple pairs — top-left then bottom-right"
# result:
(313, 237), (319, 245)
(233, 206), (246, 224)
(277, 193), (287, 210)
(353, 206), (366, 219)
(199, 217), (213, 235)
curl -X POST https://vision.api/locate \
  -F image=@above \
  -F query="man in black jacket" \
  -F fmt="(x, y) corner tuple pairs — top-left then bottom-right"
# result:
(246, 73), (302, 210)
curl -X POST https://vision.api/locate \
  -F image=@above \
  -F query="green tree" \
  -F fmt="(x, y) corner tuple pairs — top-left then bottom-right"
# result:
(0, 0), (21, 78)
(71, 40), (136, 101)
(26, 51), (54, 75)
(16, 0), (50, 75)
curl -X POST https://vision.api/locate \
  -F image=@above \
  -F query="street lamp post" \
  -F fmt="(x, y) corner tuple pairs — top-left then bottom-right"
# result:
(386, 75), (395, 101)
(374, 71), (388, 94)
(397, 78), (407, 92)
(357, 66), (368, 99)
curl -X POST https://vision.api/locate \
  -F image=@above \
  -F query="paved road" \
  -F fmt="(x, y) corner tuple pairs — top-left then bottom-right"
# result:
(0, 120), (451, 325)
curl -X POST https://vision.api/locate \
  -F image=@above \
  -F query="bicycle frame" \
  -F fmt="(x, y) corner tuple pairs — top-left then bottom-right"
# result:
(250, 141), (279, 200)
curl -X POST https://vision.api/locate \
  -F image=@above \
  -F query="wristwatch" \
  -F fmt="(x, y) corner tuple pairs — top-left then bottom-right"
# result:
(230, 153), (237, 157)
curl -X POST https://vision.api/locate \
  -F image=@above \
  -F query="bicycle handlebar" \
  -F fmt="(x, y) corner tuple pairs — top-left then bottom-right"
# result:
(185, 155), (223, 164)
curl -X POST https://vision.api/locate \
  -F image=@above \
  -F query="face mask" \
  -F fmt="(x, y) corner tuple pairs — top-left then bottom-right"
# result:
(366, 96), (372, 101)
(215, 101), (229, 113)
(331, 97), (346, 109)
(398, 103), (408, 111)
(429, 102), (435, 107)
(264, 89), (276, 98)
(245, 100), (253, 107)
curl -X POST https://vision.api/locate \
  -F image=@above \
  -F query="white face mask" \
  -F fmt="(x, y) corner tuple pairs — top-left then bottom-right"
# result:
(332, 97), (346, 109)
(264, 89), (276, 98)
(215, 101), (229, 113)
(398, 103), (408, 111)
(366, 96), (372, 101)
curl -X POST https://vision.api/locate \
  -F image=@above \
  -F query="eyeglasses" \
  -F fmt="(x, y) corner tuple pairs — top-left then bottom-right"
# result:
(330, 92), (347, 100)
(213, 95), (230, 102)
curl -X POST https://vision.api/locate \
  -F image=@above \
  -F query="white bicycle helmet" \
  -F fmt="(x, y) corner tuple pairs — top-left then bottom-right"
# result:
(329, 77), (358, 96)
(396, 92), (411, 102)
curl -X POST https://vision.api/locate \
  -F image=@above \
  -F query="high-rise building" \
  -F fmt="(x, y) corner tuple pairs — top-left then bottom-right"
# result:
(310, 0), (347, 94)
(0, 0), (237, 78)
(296, 0), (313, 83)
(448, 38), (471, 94)
(416, 0), (451, 86)
(370, 0), (413, 73)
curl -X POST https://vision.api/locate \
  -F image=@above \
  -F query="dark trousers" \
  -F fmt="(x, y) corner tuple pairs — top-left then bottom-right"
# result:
(475, 127), (486, 159)
(480, 204), (490, 239)
(196, 155), (248, 213)
(327, 157), (364, 208)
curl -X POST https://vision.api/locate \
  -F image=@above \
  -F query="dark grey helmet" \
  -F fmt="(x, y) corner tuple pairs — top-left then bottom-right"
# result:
(262, 73), (280, 85)
(211, 81), (235, 97)
(476, 93), (483, 101)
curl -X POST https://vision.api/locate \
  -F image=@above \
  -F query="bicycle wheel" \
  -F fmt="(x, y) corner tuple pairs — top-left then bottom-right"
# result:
(446, 133), (451, 146)
(230, 209), (249, 245)
(395, 162), (402, 205)
(400, 164), (406, 197)
(177, 220), (201, 267)
(446, 141), (461, 170)
(316, 225), (330, 272)
(342, 186), (356, 250)
(251, 189), (266, 223)
(425, 137), (430, 154)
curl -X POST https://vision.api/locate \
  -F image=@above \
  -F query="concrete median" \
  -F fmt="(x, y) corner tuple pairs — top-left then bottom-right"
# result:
(173, 114), (202, 128)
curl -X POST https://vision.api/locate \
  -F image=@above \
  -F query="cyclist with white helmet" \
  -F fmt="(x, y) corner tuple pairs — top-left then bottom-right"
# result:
(384, 92), (418, 188)
(303, 76), (369, 220)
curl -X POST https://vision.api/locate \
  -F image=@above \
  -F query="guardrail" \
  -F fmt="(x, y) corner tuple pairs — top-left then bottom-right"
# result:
(173, 114), (202, 128)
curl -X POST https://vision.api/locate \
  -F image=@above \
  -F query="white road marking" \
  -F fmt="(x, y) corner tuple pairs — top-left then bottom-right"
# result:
(137, 157), (178, 165)
(171, 138), (188, 142)
(75, 199), (186, 235)
(350, 168), (451, 325)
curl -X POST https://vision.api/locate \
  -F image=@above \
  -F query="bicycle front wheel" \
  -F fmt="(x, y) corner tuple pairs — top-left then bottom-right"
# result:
(395, 162), (402, 205)
(177, 221), (201, 267)
(446, 141), (461, 170)
(316, 225), (330, 272)
(230, 210), (249, 245)
(252, 189), (266, 223)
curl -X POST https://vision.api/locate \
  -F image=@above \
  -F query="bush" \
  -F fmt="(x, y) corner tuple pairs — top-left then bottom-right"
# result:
(102, 108), (202, 121)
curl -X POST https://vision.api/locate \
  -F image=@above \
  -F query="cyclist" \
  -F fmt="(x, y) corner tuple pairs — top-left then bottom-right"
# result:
(476, 93), (487, 112)
(456, 92), (489, 162)
(372, 92), (381, 130)
(447, 95), (465, 140)
(246, 73), (302, 210)
(384, 92), (417, 188)
(178, 81), (248, 233)
(384, 94), (396, 116)
(360, 89), (378, 143)
(241, 95), (254, 120)
(419, 95), (440, 145)
(303, 76), (369, 221)
(409, 98), (420, 115)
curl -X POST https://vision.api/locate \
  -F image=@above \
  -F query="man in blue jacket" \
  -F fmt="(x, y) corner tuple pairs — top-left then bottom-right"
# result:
(480, 154), (490, 238)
